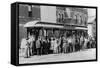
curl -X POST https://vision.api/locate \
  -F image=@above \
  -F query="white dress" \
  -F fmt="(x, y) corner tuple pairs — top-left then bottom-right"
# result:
(54, 39), (58, 51)
(21, 38), (27, 49)
(50, 40), (54, 50)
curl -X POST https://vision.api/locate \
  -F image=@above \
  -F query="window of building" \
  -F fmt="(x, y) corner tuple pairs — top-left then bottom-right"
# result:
(77, 14), (81, 25)
(73, 15), (77, 24)
(19, 4), (28, 18)
(81, 16), (84, 25)
(56, 7), (66, 23)
(80, 16), (82, 25)
(32, 5), (40, 20)
(28, 5), (32, 17)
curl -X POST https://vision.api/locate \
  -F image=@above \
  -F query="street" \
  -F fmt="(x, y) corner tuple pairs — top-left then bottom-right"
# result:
(19, 48), (96, 64)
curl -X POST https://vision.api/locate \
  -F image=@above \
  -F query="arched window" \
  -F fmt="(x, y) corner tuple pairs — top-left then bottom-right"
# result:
(76, 15), (79, 24)
(84, 16), (87, 25)
(82, 16), (85, 25)
(73, 15), (77, 24)
(80, 16), (82, 25)
(77, 14), (81, 25)
(81, 15), (87, 26)
(56, 7), (66, 23)
(61, 11), (65, 22)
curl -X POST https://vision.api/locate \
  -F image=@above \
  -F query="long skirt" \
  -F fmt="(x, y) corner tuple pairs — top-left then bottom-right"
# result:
(24, 46), (30, 58)
(69, 43), (73, 52)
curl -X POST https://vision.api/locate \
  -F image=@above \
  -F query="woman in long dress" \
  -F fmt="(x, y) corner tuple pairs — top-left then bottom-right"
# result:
(53, 38), (59, 54)
(28, 35), (35, 56)
(67, 36), (73, 52)
(62, 37), (69, 53)
(20, 38), (29, 58)
(20, 38), (27, 51)
(20, 38), (30, 58)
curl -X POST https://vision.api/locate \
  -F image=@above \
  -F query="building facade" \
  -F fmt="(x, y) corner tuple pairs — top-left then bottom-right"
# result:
(19, 4), (88, 45)
(87, 9), (96, 38)
(19, 4), (41, 45)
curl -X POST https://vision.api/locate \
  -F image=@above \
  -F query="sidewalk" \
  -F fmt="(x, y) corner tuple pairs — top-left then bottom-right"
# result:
(19, 48), (96, 64)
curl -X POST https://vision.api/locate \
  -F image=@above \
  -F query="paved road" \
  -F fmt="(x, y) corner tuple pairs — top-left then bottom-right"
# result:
(19, 48), (96, 64)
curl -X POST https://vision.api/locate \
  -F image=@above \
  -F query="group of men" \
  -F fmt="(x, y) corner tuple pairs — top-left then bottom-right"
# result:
(20, 34), (96, 58)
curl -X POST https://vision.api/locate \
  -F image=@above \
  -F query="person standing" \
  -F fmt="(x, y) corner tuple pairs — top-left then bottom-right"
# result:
(44, 38), (50, 54)
(42, 38), (46, 54)
(46, 39), (51, 54)
(40, 38), (45, 55)
(72, 35), (76, 52)
(50, 37), (54, 54)
(62, 37), (67, 53)
(75, 36), (80, 51)
(20, 38), (27, 55)
(53, 38), (58, 54)
(36, 37), (41, 56)
(83, 37), (88, 49)
(29, 35), (35, 56)
(60, 36), (63, 53)
(68, 36), (73, 52)
(24, 38), (30, 58)
(57, 37), (61, 53)
(92, 37), (96, 48)
(64, 38), (69, 53)
(80, 36), (84, 50)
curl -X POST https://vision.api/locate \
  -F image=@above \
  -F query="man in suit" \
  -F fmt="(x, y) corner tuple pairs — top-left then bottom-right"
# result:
(29, 35), (35, 56)
(24, 38), (30, 58)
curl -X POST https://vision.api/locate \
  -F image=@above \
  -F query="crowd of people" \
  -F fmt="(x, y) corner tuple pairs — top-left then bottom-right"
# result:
(20, 33), (96, 58)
